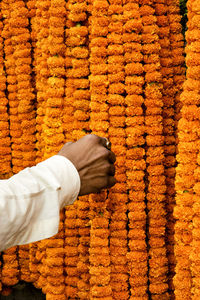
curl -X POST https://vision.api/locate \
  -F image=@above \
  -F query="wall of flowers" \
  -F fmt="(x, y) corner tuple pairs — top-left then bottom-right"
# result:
(1, 0), (198, 299)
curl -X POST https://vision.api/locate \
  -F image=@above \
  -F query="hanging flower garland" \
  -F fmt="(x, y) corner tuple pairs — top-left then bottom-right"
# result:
(163, 0), (185, 296)
(25, 0), (40, 285)
(43, 7), (65, 159)
(65, 1), (91, 297)
(29, 242), (40, 284)
(0, 4), (16, 287)
(89, 1), (112, 299)
(1, 1), (19, 286)
(140, 1), (169, 298)
(168, 0), (186, 133)
(62, 16), (75, 142)
(174, 0), (199, 299)
(76, 195), (91, 300)
(11, 0), (36, 171)
(64, 0), (88, 298)
(67, 0), (89, 141)
(1, 247), (19, 287)
(106, 1), (129, 299)
(154, 0), (176, 296)
(188, 2), (200, 298)
(33, 0), (51, 291)
(10, 0), (36, 283)
(44, 211), (65, 300)
(37, 1), (66, 299)
(35, 0), (51, 163)
(3, 0), (21, 176)
(1, 0), (20, 289)
(0, 8), (11, 180)
(64, 206), (79, 299)
(122, 1), (148, 298)
(35, 240), (48, 290)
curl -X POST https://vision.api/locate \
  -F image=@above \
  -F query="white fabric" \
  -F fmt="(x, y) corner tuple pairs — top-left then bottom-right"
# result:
(0, 155), (80, 251)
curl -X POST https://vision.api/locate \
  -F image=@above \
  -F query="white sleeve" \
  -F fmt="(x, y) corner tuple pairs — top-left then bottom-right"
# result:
(0, 155), (80, 252)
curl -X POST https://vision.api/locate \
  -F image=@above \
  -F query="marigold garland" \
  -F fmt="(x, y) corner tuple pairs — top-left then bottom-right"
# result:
(65, 3), (91, 296)
(174, 1), (199, 299)
(154, 0), (176, 297)
(44, 211), (65, 300)
(33, 0), (51, 292)
(64, 205), (79, 299)
(35, 0), (51, 163)
(140, 1), (169, 298)
(2, 0), (21, 176)
(164, 0), (185, 297)
(64, 0), (90, 298)
(0, 0), (20, 289)
(0, 7), (11, 180)
(123, 1), (148, 299)
(89, 1), (112, 299)
(40, 1), (66, 299)
(10, 0), (36, 283)
(107, 1), (129, 299)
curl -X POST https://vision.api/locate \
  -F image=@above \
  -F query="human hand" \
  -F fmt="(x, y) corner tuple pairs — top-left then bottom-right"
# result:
(58, 134), (116, 196)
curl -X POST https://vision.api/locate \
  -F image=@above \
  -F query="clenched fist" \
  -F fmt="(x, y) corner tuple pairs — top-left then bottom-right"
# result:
(58, 134), (116, 196)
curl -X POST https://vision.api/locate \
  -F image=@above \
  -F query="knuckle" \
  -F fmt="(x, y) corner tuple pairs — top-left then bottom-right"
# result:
(110, 164), (115, 175)
(109, 176), (116, 187)
(91, 134), (99, 141)
(87, 134), (100, 144)
(102, 147), (110, 157)
(99, 147), (109, 158)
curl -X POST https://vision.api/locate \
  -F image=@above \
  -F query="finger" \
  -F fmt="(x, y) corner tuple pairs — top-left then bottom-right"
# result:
(108, 164), (115, 176)
(65, 141), (73, 145)
(99, 136), (108, 147)
(108, 150), (116, 163)
(99, 137), (111, 150)
(107, 176), (117, 188)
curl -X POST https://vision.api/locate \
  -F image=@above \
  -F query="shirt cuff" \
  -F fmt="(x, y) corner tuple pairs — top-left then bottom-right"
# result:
(36, 155), (81, 208)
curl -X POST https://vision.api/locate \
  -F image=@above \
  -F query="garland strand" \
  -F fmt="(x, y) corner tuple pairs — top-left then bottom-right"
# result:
(107, 1), (129, 299)
(5, 0), (22, 175)
(35, 0), (50, 163)
(154, 0), (177, 297)
(174, 0), (198, 299)
(34, 0), (51, 291)
(41, 1), (66, 299)
(89, 1), (112, 299)
(44, 211), (65, 300)
(0, 3), (11, 179)
(64, 0), (86, 297)
(188, 2), (200, 298)
(123, 1), (148, 298)
(10, 0), (36, 283)
(65, 2), (91, 296)
(26, 0), (39, 285)
(64, 206), (79, 299)
(0, 0), (20, 288)
(166, 0), (185, 297)
(140, 1), (169, 298)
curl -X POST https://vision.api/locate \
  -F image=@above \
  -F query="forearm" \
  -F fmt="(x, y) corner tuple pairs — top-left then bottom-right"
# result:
(0, 155), (80, 251)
